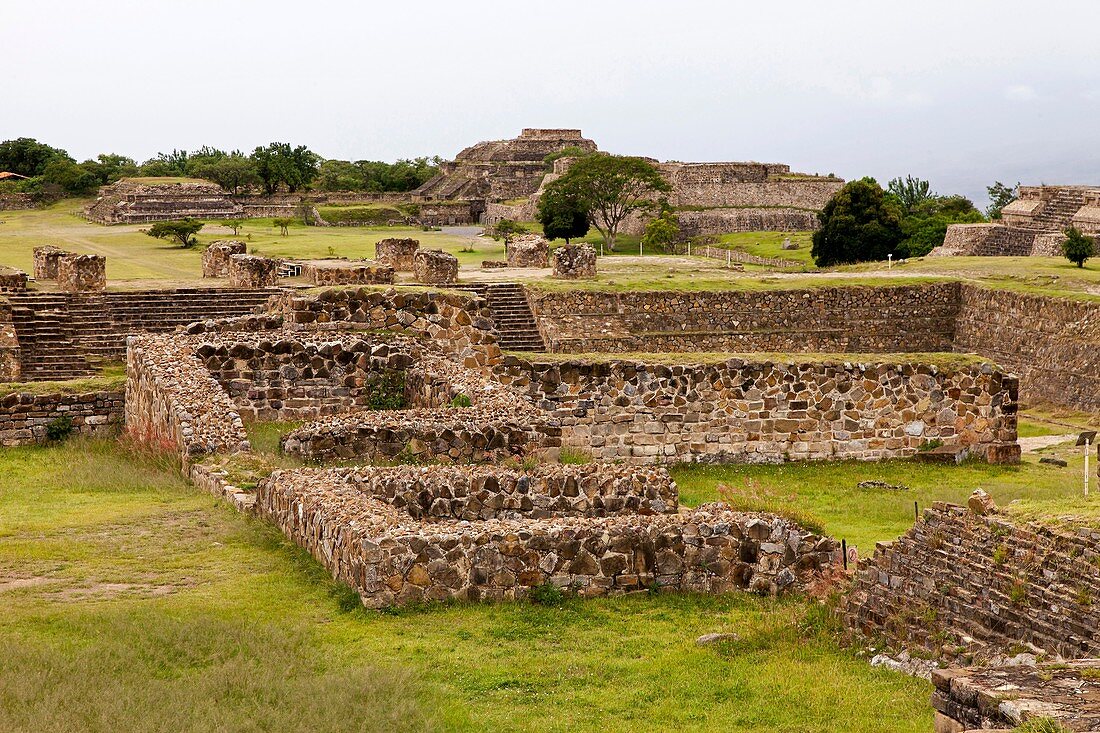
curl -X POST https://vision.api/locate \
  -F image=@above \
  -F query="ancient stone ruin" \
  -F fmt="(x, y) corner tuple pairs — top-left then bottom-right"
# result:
(298, 259), (394, 286)
(57, 253), (106, 293)
(201, 240), (247, 278)
(505, 234), (550, 268)
(412, 249), (458, 284)
(0, 266), (27, 292)
(227, 254), (279, 289)
(32, 245), (66, 280)
(85, 179), (243, 224)
(374, 238), (420, 271)
(551, 243), (597, 279)
(937, 185), (1100, 256)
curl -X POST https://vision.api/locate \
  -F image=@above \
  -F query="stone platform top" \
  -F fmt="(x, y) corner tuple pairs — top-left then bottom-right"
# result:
(933, 660), (1100, 731)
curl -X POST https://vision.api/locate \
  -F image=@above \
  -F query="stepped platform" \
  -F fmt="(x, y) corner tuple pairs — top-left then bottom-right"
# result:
(463, 283), (545, 352)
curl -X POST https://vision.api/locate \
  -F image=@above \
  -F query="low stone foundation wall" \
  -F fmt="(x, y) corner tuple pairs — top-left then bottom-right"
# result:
(201, 240), (247, 277)
(300, 260), (394, 286)
(413, 250), (458, 284)
(0, 390), (123, 446)
(57, 254), (106, 292)
(624, 208), (819, 237)
(0, 267), (27, 292)
(496, 357), (1018, 463)
(0, 300), (18, 381)
(506, 235), (549, 268)
(551, 244), (597, 279)
(846, 501), (1100, 663)
(33, 245), (66, 280)
(257, 464), (840, 607)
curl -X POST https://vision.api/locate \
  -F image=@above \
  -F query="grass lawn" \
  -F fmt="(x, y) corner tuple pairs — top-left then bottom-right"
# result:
(714, 231), (815, 265)
(673, 438), (1097, 551)
(0, 439), (934, 732)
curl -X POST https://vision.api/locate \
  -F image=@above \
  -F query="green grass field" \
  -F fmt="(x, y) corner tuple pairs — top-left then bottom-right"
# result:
(0, 439), (936, 732)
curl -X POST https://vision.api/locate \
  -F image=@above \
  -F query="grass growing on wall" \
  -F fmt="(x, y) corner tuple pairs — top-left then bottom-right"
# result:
(0, 438), (935, 732)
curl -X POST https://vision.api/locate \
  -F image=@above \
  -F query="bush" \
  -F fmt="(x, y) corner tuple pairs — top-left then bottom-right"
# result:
(486, 219), (525, 242)
(448, 393), (472, 408)
(1014, 717), (1073, 733)
(365, 370), (406, 411)
(45, 415), (74, 442)
(146, 219), (204, 248)
(529, 583), (566, 606)
(811, 178), (904, 266)
(1062, 226), (1095, 268)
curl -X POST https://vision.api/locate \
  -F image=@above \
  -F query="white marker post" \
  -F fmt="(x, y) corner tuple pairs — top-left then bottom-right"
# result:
(1077, 432), (1096, 497)
(887, 253), (893, 269)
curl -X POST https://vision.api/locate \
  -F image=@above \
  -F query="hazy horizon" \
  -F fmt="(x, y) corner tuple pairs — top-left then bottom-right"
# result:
(4, 0), (1100, 206)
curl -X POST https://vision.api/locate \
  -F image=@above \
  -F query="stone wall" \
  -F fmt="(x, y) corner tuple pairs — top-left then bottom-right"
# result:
(257, 463), (839, 607)
(125, 333), (250, 461)
(0, 267), (27, 292)
(57, 254), (106, 292)
(955, 284), (1100, 411)
(299, 260), (394, 286)
(85, 180), (243, 224)
(0, 192), (36, 211)
(623, 208), (820, 237)
(228, 254), (279, 289)
(0, 390), (123, 446)
(196, 333), (420, 421)
(846, 500), (1100, 663)
(527, 283), (960, 353)
(201, 240), (247, 278)
(0, 299), (18, 381)
(506, 235), (549, 268)
(495, 357), (1018, 464)
(33, 245), (66, 280)
(551, 244), (597, 279)
(374, 238), (419, 271)
(413, 250), (458, 284)
(658, 167), (843, 210)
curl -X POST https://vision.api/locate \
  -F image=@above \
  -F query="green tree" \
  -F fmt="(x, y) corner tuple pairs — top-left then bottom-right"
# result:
(986, 181), (1019, 219)
(191, 155), (260, 194)
(886, 175), (934, 212)
(896, 194), (984, 258)
(141, 149), (191, 177)
(536, 186), (589, 243)
(0, 137), (71, 177)
(145, 219), (204, 248)
(40, 158), (98, 195)
(486, 219), (525, 242)
(251, 143), (320, 194)
(1062, 226), (1095, 268)
(545, 154), (669, 251)
(273, 217), (294, 236)
(641, 212), (679, 253)
(81, 153), (139, 184)
(811, 178), (904, 267)
(221, 220), (244, 236)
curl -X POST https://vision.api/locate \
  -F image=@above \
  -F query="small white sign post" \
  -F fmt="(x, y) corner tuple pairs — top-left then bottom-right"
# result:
(1077, 432), (1096, 497)
(887, 253), (893, 270)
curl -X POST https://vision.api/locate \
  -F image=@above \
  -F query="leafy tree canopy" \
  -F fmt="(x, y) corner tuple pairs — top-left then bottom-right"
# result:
(252, 143), (320, 194)
(811, 178), (904, 267)
(536, 186), (589, 243)
(145, 219), (204, 248)
(986, 181), (1019, 219)
(0, 138), (72, 177)
(641, 213), (679, 253)
(1062, 226), (1095, 268)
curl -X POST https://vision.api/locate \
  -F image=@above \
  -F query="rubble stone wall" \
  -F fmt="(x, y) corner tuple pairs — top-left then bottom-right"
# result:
(506, 235), (549, 268)
(32, 245), (66, 280)
(0, 300), (18, 381)
(413, 250), (458, 284)
(623, 208), (820, 237)
(196, 334), (419, 421)
(0, 267), (27, 292)
(201, 240), (247, 278)
(374, 238), (420, 271)
(551, 244), (597, 279)
(955, 284), (1100, 411)
(846, 502), (1100, 662)
(495, 357), (1017, 463)
(257, 464), (840, 607)
(0, 390), (123, 446)
(57, 254), (106, 292)
(528, 283), (960, 353)
(228, 254), (279, 289)
(300, 260), (394, 286)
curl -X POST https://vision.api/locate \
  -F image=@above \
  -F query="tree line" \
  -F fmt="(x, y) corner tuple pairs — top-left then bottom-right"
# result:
(0, 137), (440, 197)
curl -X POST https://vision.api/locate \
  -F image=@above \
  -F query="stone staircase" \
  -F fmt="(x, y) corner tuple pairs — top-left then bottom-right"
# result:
(6, 288), (280, 380)
(464, 283), (545, 352)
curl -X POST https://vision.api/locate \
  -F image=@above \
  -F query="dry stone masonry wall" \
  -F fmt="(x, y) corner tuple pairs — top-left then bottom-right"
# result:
(506, 235), (550, 268)
(57, 254), (106, 293)
(201, 240), (247, 277)
(0, 300), (18, 381)
(496, 357), (1018, 464)
(228, 254), (279, 289)
(551, 244), (597, 279)
(257, 464), (840, 607)
(0, 390), (123, 446)
(413, 250), (459, 284)
(32, 245), (66, 280)
(0, 267), (27, 292)
(374, 238), (420, 271)
(299, 260), (394, 286)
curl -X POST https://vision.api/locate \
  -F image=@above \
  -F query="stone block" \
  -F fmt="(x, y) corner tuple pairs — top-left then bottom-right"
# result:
(227, 254), (279, 289)
(412, 249), (458, 284)
(202, 240), (247, 278)
(551, 244), (597, 279)
(56, 253), (106, 292)
(506, 234), (550, 268)
(32, 245), (67, 280)
(375, 238), (420, 271)
(0, 266), (28, 292)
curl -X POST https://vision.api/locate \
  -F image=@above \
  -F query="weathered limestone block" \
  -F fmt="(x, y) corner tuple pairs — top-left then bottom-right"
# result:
(300, 260), (394, 286)
(33, 245), (67, 280)
(227, 254), (279, 289)
(506, 234), (549, 268)
(551, 244), (597, 279)
(57, 254), (106, 292)
(412, 249), (458, 284)
(0, 266), (28, 292)
(201, 240), (247, 278)
(375, 238), (420, 271)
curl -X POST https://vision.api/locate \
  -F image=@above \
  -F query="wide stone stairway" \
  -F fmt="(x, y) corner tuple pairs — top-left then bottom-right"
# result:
(7, 288), (279, 380)
(464, 283), (545, 352)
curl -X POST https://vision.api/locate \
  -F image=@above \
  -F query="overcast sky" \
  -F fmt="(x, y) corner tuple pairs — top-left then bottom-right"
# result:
(4, 0), (1099, 205)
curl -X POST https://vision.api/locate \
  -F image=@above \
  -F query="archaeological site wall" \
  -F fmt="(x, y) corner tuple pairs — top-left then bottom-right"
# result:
(846, 501), (1100, 663)
(0, 299), (19, 381)
(257, 464), (839, 607)
(0, 389), (123, 446)
(495, 357), (1018, 464)
(526, 283), (960, 354)
(955, 285), (1100, 411)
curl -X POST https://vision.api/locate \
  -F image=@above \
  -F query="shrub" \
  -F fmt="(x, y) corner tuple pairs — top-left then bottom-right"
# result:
(917, 438), (944, 452)
(365, 370), (406, 411)
(448, 393), (472, 408)
(811, 178), (904, 266)
(45, 415), (74, 442)
(146, 219), (204, 248)
(1062, 226), (1095, 268)
(485, 219), (525, 242)
(558, 446), (593, 464)
(529, 582), (566, 606)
